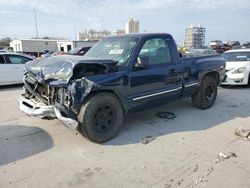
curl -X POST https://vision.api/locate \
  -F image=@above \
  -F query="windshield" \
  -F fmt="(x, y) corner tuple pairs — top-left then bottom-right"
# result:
(84, 37), (138, 66)
(222, 52), (250, 62)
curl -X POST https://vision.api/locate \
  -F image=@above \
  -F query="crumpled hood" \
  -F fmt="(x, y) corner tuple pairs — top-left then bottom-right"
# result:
(25, 55), (118, 83)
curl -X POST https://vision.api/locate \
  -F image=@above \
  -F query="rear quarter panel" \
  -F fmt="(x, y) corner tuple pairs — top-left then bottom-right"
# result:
(181, 55), (225, 97)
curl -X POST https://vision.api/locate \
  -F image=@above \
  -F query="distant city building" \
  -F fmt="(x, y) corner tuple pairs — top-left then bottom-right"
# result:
(10, 39), (58, 53)
(125, 18), (139, 34)
(77, 29), (111, 41)
(57, 41), (95, 52)
(10, 39), (96, 57)
(184, 25), (206, 49)
(113, 29), (126, 35)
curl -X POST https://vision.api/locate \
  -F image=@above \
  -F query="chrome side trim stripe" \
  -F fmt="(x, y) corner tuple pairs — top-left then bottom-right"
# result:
(185, 82), (199, 87)
(132, 87), (182, 101)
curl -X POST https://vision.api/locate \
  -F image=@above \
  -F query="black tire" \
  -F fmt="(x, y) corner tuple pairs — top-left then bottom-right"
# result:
(191, 76), (218, 109)
(248, 73), (250, 86)
(77, 93), (124, 143)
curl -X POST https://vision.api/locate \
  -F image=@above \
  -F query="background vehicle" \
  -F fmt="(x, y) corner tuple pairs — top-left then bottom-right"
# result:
(41, 51), (55, 58)
(18, 33), (225, 143)
(0, 53), (33, 85)
(210, 40), (232, 53)
(209, 40), (224, 48)
(242, 41), (250, 49)
(221, 49), (250, 85)
(68, 46), (91, 56)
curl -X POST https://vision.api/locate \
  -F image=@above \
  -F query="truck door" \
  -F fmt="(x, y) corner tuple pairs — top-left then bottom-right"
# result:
(127, 37), (182, 110)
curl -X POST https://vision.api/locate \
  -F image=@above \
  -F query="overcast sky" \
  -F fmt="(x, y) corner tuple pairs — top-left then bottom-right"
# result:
(0, 0), (250, 45)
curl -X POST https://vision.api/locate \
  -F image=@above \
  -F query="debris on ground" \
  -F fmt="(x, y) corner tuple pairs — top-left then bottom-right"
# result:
(164, 179), (174, 188)
(215, 152), (237, 163)
(234, 128), (250, 140)
(227, 104), (238, 108)
(193, 164), (199, 173)
(193, 177), (208, 186)
(156, 112), (176, 119)
(176, 179), (183, 186)
(139, 136), (156, 145)
(204, 166), (214, 176)
(164, 183), (171, 188)
(191, 166), (213, 187)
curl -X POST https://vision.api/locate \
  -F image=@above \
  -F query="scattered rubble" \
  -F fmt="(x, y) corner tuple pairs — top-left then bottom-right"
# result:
(234, 128), (250, 140)
(156, 112), (176, 119)
(193, 164), (199, 173)
(215, 152), (237, 163)
(192, 166), (213, 187)
(193, 177), (208, 186)
(164, 184), (171, 188)
(139, 136), (156, 145)
(176, 179), (183, 186)
(227, 104), (238, 108)
(204, 166), (214, 176)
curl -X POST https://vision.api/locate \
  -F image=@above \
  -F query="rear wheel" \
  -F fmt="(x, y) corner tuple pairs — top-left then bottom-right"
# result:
(248, 73), (250, 86)
(78, 93), (124, 143)
(192, 76), (218, 109)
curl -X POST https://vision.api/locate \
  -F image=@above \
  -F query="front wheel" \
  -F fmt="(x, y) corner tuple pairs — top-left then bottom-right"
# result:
(78, 93), (124, 143)
(192, 76), (218, 109)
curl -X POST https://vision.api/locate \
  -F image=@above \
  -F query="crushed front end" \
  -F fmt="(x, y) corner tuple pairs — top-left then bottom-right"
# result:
(18, 55), (113, 131)
(19, 72), (96, 130)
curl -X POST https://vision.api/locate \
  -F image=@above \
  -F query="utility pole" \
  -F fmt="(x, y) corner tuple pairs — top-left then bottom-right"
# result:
(74, 25), (77, 40)
(34, 7), (39, 38)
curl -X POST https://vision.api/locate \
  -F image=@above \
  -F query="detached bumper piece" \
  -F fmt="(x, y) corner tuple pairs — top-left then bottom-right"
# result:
(54, 103), (79, 131)
(18, 96), (56, 118)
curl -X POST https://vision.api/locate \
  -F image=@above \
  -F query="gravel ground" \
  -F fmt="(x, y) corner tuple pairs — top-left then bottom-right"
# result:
(0, 85), (250, 188)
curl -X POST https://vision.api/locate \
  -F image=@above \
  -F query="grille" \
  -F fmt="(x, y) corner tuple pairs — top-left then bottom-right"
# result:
(23, 73), (52, 104)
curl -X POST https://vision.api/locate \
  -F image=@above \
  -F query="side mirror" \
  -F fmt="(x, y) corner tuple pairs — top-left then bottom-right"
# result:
(134, 57), (149, 70)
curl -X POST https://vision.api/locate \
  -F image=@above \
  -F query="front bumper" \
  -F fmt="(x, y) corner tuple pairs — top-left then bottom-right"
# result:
(221, 72), (249, 85)
(18, 96), (56, 118)
(54, 107), (79, 131)
(18, 96), (79, 131)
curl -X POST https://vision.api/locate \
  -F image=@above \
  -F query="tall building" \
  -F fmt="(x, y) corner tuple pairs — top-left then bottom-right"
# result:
(113, 29), (126, 35)
(184, 25), (206, 49)
(125, 18), (139, 34)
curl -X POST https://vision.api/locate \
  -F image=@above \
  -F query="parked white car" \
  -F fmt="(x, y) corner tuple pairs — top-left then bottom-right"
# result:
(0, 53), (34, 86)
(221, 49), (250, 85)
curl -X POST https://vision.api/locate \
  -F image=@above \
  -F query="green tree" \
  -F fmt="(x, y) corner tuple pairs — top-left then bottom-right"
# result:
(0, 37), (11, 47)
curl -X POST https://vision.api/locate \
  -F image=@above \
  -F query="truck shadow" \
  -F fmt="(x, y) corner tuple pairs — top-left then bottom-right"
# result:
(0, 125), (53, 166)
(106, 87), (250, 146)
(0, 84), (23, 91)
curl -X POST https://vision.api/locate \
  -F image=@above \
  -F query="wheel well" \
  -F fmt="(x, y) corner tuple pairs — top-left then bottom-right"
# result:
(87, 90), (127, 114)
(203, 72), (220, 85)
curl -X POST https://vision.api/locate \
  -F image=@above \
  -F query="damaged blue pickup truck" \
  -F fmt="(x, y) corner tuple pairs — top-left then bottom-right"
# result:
(18, 33), (226, 143)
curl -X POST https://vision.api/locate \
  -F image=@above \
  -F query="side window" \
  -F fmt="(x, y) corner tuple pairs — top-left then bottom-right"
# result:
(139, 38), (172, 65)
(8, 55), (30, 64)
(0, 55), (5, 64)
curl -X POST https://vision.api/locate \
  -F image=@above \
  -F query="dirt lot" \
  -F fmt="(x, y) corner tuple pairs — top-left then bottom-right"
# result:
(0, 85), (250, 188)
